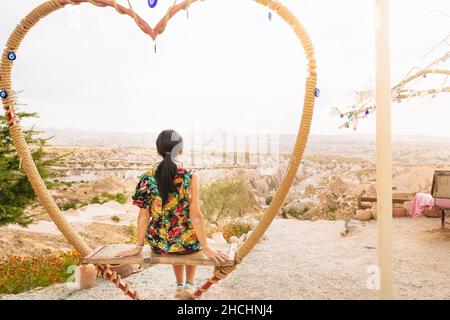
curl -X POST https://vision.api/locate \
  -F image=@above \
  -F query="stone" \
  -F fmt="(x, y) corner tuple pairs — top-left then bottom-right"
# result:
(76, 264), (97, 290)
(371, 202), (377, 220)
(403, 200), (413, 214)
(355, 209), (372, 221)
(393, 207), (407, 218)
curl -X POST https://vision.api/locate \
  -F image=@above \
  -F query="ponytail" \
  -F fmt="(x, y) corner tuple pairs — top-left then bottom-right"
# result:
(155, 130), (184, 206)
(155, 153), (178, 206)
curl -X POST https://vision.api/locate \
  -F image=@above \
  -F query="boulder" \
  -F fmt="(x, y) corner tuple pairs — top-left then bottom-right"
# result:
(393, 207), (407, 218)
(355, 209), (372, 221)
(403, 200), (413, 214)
(371, 202), (377, 220)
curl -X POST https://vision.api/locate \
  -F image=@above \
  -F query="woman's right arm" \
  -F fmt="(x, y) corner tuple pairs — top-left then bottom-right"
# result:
(189, 172), (228, 264)
(116, 207), (150, 258)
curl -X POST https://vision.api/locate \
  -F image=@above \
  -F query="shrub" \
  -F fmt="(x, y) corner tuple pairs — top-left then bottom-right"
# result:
(90, 196), (101, 204)
(58, 201), (77, 211)
(200, 177), (254, 224)
(101, 191), (115, 201)
(115, 193), (127, 205)
(282, 206), (310, 219)
(0, 251), (82, 294)
(111, 215), (120, 223)
(220, 220), (254, 242)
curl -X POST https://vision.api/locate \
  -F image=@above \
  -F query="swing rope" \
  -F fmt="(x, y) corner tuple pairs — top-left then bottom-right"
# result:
(0, 0), (316, 300)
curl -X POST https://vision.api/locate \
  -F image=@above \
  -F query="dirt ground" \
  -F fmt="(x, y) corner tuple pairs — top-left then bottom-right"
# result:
(2, 217), (450, 300)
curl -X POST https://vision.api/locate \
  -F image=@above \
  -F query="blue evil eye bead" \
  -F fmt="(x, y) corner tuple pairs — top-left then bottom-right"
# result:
(7, 51), (16, 61)
(422, 73), (427, 78)
(0, 90), (8, 99)
(148, 0), (157, 8)
(365, 109), (370, 115)
(314, 88), (320, 97)
(268, 11), (273, 21)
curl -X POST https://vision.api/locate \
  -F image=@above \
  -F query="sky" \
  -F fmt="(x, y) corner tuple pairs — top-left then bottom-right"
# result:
(0, 0), (449, 136)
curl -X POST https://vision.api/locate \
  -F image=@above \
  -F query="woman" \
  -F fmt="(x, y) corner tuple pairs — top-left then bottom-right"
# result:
(116, 129), (227, 299)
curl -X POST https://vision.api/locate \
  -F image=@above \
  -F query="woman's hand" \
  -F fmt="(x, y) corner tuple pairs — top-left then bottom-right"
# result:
(202, 246), (229, 264)
(115, 247), (143, 258)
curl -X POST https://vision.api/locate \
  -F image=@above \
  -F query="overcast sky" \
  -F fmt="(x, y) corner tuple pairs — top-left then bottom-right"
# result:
(1, 0), (449, 136)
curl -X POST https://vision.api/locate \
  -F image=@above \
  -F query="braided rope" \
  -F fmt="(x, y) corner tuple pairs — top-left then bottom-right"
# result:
(1, 0), (316, 300)
(193, 0), (317, 299)
(97, 265), (140, 300)
(0, 0), (143, 301)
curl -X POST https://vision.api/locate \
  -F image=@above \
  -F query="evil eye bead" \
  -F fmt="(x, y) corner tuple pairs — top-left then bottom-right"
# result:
(7, 51), (16, 61)
(268, 11), (273, 21)
(0, 90), (8, 99)
(365, 109), (370, 115)
(148, 0), (158, 8)
(314, 88), (320, 97)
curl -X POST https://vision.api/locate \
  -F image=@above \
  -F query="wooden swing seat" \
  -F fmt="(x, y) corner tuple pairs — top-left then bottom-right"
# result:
(83, 243), (238, 267)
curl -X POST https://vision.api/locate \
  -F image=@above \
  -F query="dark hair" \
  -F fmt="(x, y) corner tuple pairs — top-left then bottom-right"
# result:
(155, 129), (183, 206)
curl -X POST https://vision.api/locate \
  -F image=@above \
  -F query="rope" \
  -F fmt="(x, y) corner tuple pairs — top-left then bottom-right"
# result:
(1, 0), (316, 300)
(0, 0), (139, 300)
(193, 0), (317, 298)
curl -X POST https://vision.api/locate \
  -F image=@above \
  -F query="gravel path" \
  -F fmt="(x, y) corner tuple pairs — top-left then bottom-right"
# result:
(3, 217), (450, 300)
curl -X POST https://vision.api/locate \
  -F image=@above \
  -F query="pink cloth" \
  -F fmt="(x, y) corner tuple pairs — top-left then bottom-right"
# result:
(410, 193), (433, 217)
(410, 193), (450, 217)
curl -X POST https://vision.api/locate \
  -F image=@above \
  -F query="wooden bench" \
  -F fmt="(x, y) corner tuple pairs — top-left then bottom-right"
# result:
(83, 243), (238, 267)
(357, 193), (414, 210)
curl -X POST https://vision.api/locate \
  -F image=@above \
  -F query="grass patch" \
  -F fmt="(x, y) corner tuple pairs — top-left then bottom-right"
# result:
(91, 193), (128, 205)
(58, 201), (77, 211)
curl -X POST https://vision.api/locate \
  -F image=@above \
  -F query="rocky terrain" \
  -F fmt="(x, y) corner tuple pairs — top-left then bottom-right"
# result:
(2, 133), (450, 256)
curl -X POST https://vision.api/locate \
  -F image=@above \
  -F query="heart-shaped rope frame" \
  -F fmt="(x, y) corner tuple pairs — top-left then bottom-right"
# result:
(0, 0), (316, 300)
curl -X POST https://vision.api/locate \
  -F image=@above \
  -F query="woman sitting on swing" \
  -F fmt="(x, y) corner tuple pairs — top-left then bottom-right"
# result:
(116, 129), (227, 299)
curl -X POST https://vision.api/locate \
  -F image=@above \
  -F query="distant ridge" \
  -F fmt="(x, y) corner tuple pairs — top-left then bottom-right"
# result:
(32, 126), (450, 150)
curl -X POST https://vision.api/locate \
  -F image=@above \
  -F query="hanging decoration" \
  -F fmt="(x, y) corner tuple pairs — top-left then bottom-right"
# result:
(0, 90), (8, 99)
(314, 88), (320, 97)
(268, 11), (273, 21)
(7, 51), (16, 61)
(148, 0), (158, 8)
(333, 34), (449, 130)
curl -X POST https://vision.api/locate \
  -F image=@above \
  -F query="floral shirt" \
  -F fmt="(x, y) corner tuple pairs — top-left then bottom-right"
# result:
(132, 167), (201, 255)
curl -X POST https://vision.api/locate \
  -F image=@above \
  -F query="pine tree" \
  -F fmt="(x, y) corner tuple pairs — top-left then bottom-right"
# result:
(0, 106), (61, 226)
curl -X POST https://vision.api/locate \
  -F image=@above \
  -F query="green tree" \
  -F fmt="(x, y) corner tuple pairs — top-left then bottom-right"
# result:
(200, 177), (254, 225)
(0, 107), (61, 226)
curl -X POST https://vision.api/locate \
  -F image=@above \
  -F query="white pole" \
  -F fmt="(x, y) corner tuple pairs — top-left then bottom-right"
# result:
(375, 0), (394, 299)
